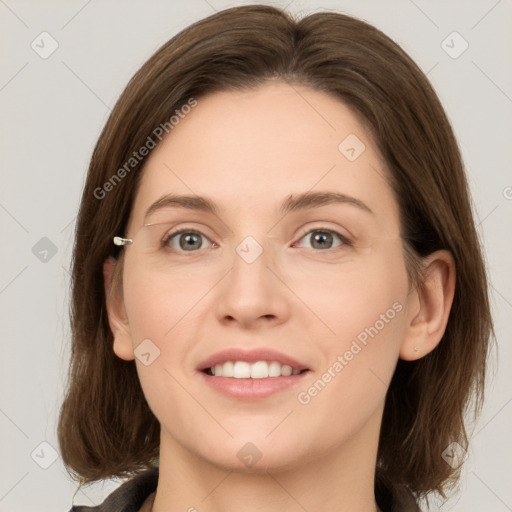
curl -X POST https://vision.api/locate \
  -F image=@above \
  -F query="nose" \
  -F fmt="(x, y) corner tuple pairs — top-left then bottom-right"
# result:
(214, 241), (290, 330)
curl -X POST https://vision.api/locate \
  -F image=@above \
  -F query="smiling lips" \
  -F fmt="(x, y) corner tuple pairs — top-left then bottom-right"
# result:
(198, 348), (310, 399)
(207, 361), (303, 378)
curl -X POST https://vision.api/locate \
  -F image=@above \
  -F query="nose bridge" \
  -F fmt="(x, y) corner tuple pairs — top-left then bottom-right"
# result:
(229, 233), (274, 294)
(235, 233), (267, 267)
(214, 232), (288, 326)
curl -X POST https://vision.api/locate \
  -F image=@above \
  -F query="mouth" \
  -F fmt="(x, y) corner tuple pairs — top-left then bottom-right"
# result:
(202, 361), (306, 378)
(198, 348), (310, 399)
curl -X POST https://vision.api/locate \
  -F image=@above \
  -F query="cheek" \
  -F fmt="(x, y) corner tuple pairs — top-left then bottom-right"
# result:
(122, 255), (214, 346)
(291, 243), (409, 410)
(122, 276), (169, 347)
(120, 265), (204, 430)
(289, 241), (409, 348)
(292, 297), (407, 451)
(120, 259), (220, 406)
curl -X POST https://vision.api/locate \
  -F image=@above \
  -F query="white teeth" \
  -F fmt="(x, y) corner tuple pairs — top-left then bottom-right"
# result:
(222, 361), (234, 377)
(268, 361), (281, 377)
(281, 365), (292, 376)
(250, 361), (268, 379)
(233, 361), (251, 378)
(209, 360), (303, 378)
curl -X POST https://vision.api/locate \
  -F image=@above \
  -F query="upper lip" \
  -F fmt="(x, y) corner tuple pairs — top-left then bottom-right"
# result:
(198, 348), (309, 371)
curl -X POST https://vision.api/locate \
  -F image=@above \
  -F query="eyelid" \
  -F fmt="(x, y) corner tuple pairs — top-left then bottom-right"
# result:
(162, 226), (215, 250)
(293, 226), (352, 248)
(161, 224), (352, 253)
(153, 221), (215, 240)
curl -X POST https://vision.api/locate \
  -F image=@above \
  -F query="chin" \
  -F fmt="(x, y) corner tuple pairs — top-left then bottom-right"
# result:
(189, 427), (310, 474)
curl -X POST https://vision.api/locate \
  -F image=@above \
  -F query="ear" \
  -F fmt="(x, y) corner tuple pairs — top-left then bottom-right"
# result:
(103, 257), (135, 361)
(400, 250), (456, 361)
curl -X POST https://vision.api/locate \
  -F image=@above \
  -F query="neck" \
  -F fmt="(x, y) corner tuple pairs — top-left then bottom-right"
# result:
(152, 416), (382, 512)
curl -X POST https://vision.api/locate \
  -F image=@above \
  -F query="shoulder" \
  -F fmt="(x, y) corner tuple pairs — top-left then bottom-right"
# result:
(69, 467), (159, 512)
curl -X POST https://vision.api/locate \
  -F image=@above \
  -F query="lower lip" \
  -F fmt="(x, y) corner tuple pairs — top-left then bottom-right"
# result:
(199, 371), (310, 399)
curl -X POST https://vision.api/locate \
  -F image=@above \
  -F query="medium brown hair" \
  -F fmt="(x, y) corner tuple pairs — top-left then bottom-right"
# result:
(58, 4), (492, 506)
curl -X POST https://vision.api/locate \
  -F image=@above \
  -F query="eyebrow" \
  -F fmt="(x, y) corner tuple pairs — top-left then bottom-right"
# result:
(144, 190), (373, 221)
(280, 191), (373, 216)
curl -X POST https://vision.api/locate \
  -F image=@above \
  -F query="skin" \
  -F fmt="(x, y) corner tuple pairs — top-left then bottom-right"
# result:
(104, 81), (455, 512)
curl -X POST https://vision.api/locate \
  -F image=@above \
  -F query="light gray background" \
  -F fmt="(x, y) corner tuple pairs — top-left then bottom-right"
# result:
(1, 1), (511, 511)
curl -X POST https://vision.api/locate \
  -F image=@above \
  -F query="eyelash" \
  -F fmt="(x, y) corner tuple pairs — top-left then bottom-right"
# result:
(161, 227), (352, 253)
(294, 227), (352, 250)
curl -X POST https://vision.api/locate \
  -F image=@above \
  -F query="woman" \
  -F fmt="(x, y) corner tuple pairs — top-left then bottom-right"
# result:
(59, 5), (492, 512)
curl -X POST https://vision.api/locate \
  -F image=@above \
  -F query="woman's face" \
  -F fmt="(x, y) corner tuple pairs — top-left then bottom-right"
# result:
(113, 81), (414, 471)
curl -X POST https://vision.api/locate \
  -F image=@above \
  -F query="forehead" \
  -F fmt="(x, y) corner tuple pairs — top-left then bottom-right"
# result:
(129, 81), (399, 229)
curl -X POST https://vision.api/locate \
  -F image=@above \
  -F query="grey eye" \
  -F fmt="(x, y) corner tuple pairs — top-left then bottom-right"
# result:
(166, 230), (209, 251)
(297, 229), (346, 250)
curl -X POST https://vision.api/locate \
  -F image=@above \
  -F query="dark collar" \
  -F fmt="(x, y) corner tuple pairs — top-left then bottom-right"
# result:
(70, 467), (158, 512)
(70, 466), (420, 512)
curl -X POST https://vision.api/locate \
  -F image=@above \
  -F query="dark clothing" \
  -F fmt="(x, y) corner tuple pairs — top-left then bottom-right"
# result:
(70, 468), (157, 512)
(69, 467), (421, 512)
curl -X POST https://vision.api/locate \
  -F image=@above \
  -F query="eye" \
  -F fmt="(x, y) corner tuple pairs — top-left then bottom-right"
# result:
(159, 227), (349, 252)
(163, 229), (213, 252)
(294, 228), (349, 250)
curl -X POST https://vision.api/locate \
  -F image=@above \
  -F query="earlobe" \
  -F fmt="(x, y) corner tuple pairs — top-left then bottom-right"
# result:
(400, 250), (456, 361)
(103, 257), (135, 361)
